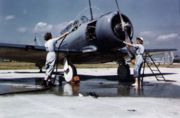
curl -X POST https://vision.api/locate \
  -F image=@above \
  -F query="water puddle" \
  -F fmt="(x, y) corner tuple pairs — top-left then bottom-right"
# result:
(0, 75), (180, 98)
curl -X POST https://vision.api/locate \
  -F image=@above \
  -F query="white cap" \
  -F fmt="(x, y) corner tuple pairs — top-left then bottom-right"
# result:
(136, 37), (144, 42)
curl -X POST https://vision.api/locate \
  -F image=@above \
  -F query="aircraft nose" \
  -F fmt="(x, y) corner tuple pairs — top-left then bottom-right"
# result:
(95, 11), (133, 50)
(111, 13), (133, 42)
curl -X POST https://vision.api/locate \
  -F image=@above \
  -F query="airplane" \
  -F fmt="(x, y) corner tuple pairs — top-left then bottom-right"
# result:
(0, 0), (176, 83)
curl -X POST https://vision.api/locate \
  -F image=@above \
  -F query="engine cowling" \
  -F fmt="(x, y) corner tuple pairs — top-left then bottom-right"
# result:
(95, 11), (133, 51)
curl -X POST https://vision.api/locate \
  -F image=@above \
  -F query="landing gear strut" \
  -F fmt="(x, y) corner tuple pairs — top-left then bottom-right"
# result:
(63, 59), (77, 82)
(35, 63), (43, 73)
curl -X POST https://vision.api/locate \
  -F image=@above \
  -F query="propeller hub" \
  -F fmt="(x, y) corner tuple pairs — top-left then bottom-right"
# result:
(114, 24), (125, 41)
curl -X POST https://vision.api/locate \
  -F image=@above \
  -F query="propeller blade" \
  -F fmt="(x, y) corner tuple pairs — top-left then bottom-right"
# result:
(115, 0), (125, 31)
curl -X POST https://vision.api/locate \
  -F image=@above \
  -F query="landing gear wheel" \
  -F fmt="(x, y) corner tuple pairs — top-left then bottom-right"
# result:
(117, 64), (130, 82)
(63, 59), (77, 82)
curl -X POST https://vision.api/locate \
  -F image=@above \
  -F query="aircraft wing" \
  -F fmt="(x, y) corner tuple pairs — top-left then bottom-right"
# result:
(0, 42), (177, 65)
(119, 47), (177, 64)
(144, 49), (177, 53)
(0, 43), (97, 64)
(0, 43), (46, 64)
(120, 47), (177, 54)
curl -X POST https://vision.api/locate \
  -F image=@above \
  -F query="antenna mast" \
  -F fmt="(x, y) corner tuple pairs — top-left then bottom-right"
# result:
(89, 0), (93, 20)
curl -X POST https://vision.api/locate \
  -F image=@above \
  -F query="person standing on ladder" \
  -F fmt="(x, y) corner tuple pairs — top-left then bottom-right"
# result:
(123, 37), (145, 88)
(42, 32), (69, 87)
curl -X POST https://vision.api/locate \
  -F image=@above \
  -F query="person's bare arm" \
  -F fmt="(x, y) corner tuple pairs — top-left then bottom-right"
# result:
(123, 41), (134, 47)
(57, 32), (70, 40)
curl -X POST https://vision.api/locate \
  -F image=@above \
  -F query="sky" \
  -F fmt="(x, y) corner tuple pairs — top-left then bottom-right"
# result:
(0, 0), (180, 55)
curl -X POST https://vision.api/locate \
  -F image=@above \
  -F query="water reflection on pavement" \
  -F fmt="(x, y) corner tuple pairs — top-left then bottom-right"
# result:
(0, 75), (180, 98)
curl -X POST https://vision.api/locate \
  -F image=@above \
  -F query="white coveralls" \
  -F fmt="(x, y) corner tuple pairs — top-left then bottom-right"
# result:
(45, 37), (59, 76)
(133, 44), (145, 79)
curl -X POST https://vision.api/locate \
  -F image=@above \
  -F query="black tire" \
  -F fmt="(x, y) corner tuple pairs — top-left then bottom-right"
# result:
(69, 63), (77, 76)
(117, 64), (130, 82)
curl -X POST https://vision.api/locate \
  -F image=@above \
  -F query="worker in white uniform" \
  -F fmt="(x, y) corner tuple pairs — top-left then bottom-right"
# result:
(42, 32), (69, 87)
(123, 37), (144, 87)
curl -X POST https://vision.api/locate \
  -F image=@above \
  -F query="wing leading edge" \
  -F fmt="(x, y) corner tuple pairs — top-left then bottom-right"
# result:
(0, 43), (97, 64)
(0, 42), (177, 65)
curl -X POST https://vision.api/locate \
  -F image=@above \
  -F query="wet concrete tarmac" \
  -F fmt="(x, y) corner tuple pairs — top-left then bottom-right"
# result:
(1, 68), (180, 118)
(0, 68), (180, 98)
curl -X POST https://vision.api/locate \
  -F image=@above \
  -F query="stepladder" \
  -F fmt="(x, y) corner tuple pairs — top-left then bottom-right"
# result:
(141, 53), (166, 83)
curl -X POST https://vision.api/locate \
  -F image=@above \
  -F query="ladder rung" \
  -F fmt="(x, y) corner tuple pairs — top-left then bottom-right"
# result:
(152, 70), (159, 71)
(156, 77), (165, 79)
(156, 76), (164, 78)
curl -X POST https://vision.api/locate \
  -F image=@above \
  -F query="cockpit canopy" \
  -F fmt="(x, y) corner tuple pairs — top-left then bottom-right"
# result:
(60, 16), (89, 34)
